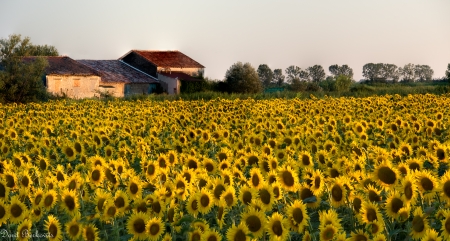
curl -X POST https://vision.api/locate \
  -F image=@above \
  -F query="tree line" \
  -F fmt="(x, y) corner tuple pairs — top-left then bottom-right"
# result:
(214, 62), (450, 94)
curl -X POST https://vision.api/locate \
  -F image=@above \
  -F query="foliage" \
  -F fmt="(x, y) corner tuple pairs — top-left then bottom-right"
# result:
(0, 34), (58, 103)
(224, 62), (262, 93)
(257, 64), (273, 88)
(329, 64), (354, 80)
(306, 64), (326, 82)
(273, 69), (285, 87)
(335, 74), (352, 92)
(446, 64), (450, 82)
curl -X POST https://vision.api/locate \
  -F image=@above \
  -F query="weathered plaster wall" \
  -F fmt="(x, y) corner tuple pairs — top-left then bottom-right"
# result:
(158, 74), (180, 94)
(47, 75), (100, 98)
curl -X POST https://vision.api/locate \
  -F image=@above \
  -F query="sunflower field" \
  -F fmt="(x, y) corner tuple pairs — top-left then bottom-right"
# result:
(0, 94), (449, 241)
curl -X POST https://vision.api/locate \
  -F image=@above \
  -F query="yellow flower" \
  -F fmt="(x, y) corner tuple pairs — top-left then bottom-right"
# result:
(66, 216), (83, 241)
(17, 219), (32, 241)
(83, 224), (100, 241)
(8, 195), (28, 224)
(126, 211), (148, 240)
(286, 200), (309, 233)
(146, 216), (164, 241)
(61, 189), (79, 217)
(45, 215), (63, 241)
(267, 212), (289, 241)
(410, 207), (429, 240)
(198, 189), (214, 214)
(359, 201), (382, 224)
(277, 165), (299, 192)
(241, 207), (267, 239)
(226, 222), (249, 241)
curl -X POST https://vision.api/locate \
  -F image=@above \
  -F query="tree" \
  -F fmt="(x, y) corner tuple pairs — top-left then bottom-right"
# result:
(399, 63), (416, 82)
(414, 65), (434, 82)
(285, 65), (301, 84)
(29, 45), (59, 56)
(307, 65), (326, 83)
(329, 64), (354, 79)
(335, 75), (352, 92)
(362, 63), (385, 82)
(224, 62), (262, 93)
(446, 64), (450, 82)
(0, 34), (58, 103)
(273, 69), (285, 86)
(257, 64), (273, 88)
(381, 64), (400, 83)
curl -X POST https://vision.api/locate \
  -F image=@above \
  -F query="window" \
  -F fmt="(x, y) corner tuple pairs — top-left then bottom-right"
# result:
(73, 79), (80, 87)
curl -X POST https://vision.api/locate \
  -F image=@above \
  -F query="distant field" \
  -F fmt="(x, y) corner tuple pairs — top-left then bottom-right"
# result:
(0, 94), (449, 240)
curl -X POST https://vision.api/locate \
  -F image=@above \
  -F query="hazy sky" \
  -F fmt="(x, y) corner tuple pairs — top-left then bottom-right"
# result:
(1, 0), (449, 81)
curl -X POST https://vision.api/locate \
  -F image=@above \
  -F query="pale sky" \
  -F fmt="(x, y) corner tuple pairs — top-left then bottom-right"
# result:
(1, 0), (449, 81)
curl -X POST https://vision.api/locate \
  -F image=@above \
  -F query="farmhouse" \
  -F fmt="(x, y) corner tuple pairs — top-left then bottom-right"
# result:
(78, 60), (160, 97)
(25, 56), (101, 99)
(120, 50), (205, 94)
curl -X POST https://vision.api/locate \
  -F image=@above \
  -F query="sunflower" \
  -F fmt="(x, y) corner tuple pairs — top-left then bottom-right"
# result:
(373, 160), (399, 189)
(411, 207), (429, 240)
(435, 143), (447, 162)
(145, 161), (159, 182)
(198, 189), (213, 214)
(319, 209), (342, 231)
(127, 175), (143, 198)
(298, 151), (314, 168)
(202, 158), (217, 174)
(416, 170), (438, 202)
(298, 183), (320, 209)
(216, 199), (228, 229)
(366, 184), (382, 203)
(17, 218), (32, 241)
(221, 186), (237, 208)
(66, 216), (83, 240)
(238, 185), (258, 206)
(45, 215), (63, 241)
(83, 224), (100, 241)
(3, 171), (18, 189)
(94, 189), (111, 214)
(441, 210), (450, 240)
(320, 224), (338, 241)
(277, 165), (299, 192)
(240, 207), (266, 239)
(385, 191), (405, 220)
(360, 201), (382, 224)
(308, 169), (324, 196)
(8, 195), (28, 224)
(286, 200), (309, 232)
(267, 212), (289, 241)
(0, 179), (10, 200)
(347, 229), (369, 241)
(61, 189), (79, 216)
(202, 230), (221, 241)
(367, 220), (384, 236)
(103, 200), (118, 220)
(127, 211), (148, 240)
(401, 174), (418, 205)
(330, 180), (346, 208)
(113, 190), (130, 215)
(146, 216), (164, 241)
(186, 193), (200, 217)
(226, 222), (249, 241)
(421, 229), (441, 241)
(350, 194), (363, 214)
(62, 145), (77, 161)
(258, 183), (275, 211)
(173, 174), (190, 201)
(0, 199), (9, 225)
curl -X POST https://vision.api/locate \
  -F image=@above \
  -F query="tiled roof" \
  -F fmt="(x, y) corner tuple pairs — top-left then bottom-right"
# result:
(123, 50), (205, 69)
(78, 60), (159, 84)
(24, 56), (100, 76)
(159, 71), (203, 82)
